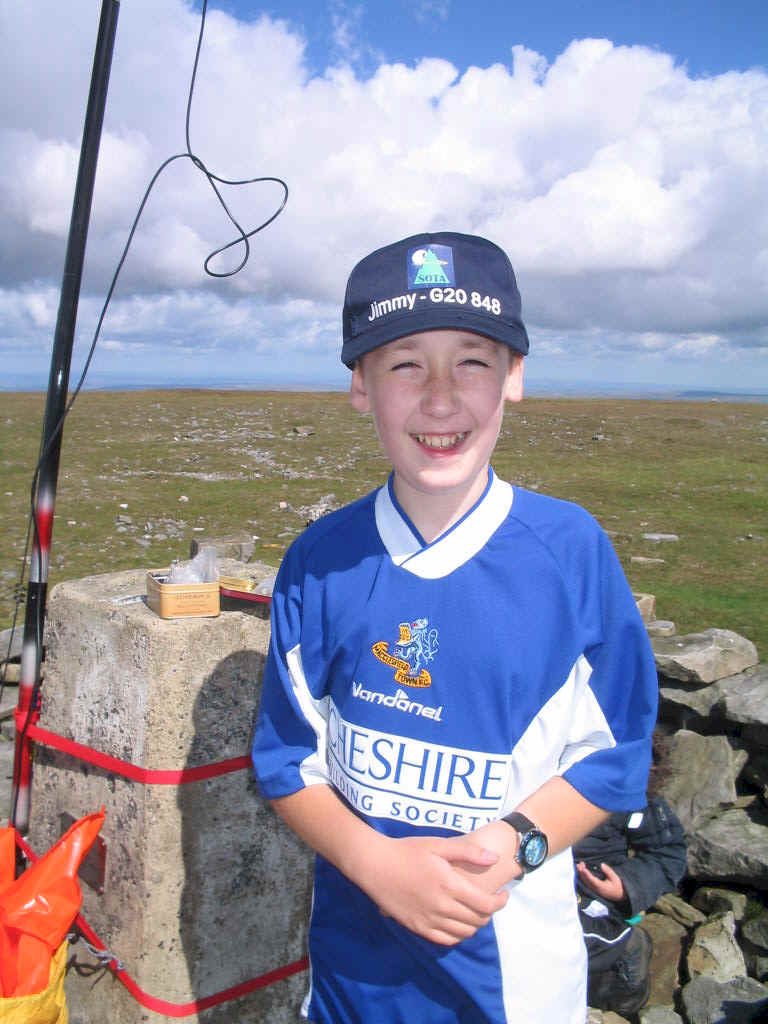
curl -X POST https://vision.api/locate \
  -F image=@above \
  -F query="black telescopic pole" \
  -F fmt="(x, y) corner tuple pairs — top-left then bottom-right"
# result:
(11, 0), (120, 834)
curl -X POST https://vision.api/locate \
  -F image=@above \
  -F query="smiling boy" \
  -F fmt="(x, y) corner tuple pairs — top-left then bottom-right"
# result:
(349, 329), (521, 542)
(252, 231), (658, 1023)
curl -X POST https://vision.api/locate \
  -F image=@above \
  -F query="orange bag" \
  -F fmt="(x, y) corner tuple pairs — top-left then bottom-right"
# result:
(0, 809), (105, 998)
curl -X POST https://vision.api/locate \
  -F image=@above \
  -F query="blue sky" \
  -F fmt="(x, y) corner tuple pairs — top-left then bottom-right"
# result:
(232, 0), (768, 80)
(1, 0), (767, 393)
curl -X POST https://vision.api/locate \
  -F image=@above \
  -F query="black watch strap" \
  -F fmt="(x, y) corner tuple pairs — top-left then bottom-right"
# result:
(503, 811), (537, 833)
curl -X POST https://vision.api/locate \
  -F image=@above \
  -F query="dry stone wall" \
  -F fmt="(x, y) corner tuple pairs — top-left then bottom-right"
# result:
(594, 601), (768, 1023)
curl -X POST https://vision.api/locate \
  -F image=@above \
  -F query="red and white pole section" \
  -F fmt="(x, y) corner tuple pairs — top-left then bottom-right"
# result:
(11, 485), (54, 833)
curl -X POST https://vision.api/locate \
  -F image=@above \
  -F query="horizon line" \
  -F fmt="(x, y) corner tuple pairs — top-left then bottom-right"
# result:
(2, 373), (767, 403)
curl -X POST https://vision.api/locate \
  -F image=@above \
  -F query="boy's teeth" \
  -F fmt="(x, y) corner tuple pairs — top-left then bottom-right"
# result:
(416, 432), (466, 449)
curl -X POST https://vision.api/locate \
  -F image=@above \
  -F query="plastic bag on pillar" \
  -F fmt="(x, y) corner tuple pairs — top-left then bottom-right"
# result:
(0, 941), (68, 1024)
(0, 809), (104, 998)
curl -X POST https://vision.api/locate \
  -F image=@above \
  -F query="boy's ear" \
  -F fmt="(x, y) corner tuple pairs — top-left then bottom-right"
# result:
(504, 354), (524, 403)
(349, 362), (371, 413)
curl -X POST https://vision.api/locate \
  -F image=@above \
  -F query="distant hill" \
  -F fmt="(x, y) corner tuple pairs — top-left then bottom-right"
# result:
(524, 380), (768, 402)
(676, 390), (768, 403)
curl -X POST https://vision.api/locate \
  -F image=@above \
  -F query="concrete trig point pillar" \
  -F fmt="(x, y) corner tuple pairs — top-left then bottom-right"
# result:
(28, 562), (312, 1024)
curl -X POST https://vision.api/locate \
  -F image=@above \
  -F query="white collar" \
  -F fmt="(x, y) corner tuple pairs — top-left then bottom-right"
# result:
(374, 469), (513, 579)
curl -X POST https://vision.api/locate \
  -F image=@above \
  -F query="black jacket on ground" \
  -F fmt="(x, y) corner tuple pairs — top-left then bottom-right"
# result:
(573, 795), (687, 918)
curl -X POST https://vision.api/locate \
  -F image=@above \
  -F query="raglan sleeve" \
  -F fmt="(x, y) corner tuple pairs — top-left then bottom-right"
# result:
(561, 526), (659, 812)
(251, 545), (331, 800)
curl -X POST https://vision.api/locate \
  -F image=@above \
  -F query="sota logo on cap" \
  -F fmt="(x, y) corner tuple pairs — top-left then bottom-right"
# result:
(408, 244), (455, 288)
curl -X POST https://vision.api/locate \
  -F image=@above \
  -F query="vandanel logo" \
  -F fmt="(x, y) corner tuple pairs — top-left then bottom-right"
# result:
(408, 245), (454, 288)
(372, 618), (439, 688)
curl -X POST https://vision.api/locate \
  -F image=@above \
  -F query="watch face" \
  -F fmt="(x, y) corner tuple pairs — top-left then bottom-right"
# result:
(520, 831), (548, 869)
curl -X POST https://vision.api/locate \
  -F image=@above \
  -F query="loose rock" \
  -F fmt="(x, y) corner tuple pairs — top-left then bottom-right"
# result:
(681, 974), (768, 1023)
(648, 620), (677, 637)
(635, 593), (657, 622)
(685, 809), (768, 888)
(691, 888), (748, 921)
(641, 914), (688, 1008)
(0, 627), (22, 662)
(639, 1008), (684, 1023)
(652, 629), (759, 685)
(687, 912), (747, 983)
(654, 731), (742, 831)
(654, 893), (706, 928)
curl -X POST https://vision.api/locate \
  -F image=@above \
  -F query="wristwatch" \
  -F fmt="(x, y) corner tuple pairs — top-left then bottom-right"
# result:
(503, 812), (549, 874)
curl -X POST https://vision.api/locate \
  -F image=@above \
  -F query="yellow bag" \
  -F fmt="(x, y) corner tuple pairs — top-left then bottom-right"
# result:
(0, 941), (68, 1024)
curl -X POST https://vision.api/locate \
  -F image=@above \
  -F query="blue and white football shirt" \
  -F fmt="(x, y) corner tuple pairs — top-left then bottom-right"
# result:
(252, 469), (658, 1023)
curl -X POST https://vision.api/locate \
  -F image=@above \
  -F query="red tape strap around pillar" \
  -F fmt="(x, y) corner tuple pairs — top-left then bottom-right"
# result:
(75, 912), (309, 1017)
(16, 710), (250, 784)
(14, 830), (309, 1017)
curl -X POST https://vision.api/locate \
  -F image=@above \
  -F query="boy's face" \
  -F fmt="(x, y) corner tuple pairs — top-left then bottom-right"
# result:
(350, 329), (523, 521)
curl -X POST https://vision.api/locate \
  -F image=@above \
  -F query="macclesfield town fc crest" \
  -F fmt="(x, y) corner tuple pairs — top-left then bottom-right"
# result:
(372, 618), (439, 688)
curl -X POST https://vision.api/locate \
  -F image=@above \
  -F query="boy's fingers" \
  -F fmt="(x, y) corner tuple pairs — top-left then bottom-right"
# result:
(428, 914), (495, 945)
(425, 926), (471, 947)
(452, 878), (508, 920)
(426, 870), (507, 926)
(440, 838), (499, 866)
(423, 897), (502, 943)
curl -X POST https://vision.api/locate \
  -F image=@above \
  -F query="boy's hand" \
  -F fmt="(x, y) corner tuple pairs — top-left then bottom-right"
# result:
(447, 819), (523, 891)
(576, 860), (626, 901)
(360, 834), (509, 946)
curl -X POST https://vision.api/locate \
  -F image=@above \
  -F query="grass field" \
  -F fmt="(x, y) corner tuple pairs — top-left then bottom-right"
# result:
(2, 390), (766, 658)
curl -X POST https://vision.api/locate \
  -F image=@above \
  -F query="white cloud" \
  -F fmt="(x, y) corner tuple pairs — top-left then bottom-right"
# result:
(668, 333), (722, 357)
(100, 338), (144, 352)
(0, 0), (766, 390)
(330, 1), (365, 64)
(0, 286), (61, 340)
(412, 1), (451, 23)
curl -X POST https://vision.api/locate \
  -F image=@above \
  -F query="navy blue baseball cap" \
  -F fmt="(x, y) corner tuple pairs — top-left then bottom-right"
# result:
(341, 230), (529, 368)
